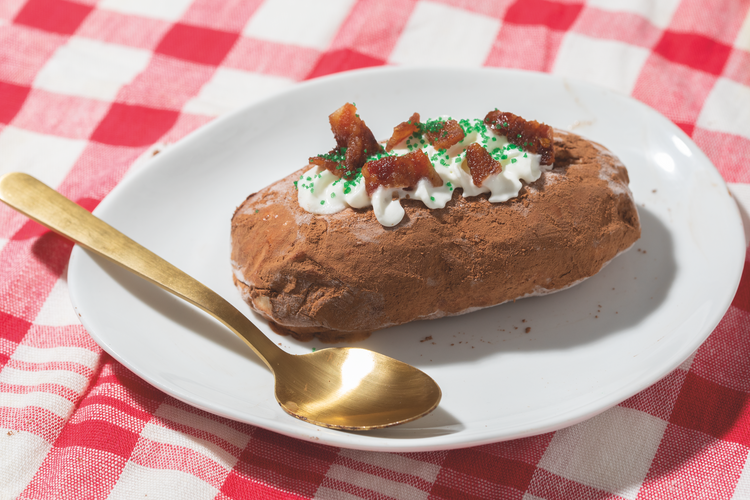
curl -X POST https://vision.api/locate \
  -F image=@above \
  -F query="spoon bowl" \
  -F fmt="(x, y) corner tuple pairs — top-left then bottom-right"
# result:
(277, 347), (440, 429)
(0, 172), (441, 430)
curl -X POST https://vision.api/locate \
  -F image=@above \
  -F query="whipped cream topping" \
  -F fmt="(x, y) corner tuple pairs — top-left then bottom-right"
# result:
(297, 118), (550, 226)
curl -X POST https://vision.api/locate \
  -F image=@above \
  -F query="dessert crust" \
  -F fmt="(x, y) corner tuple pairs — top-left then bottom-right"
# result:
(230, 130), (641, 342)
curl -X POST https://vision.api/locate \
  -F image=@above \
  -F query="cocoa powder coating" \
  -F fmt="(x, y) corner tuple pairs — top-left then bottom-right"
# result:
(230, 130), (641, 342)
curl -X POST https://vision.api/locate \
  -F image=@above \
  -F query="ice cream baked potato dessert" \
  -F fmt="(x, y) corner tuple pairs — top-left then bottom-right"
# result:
(231, 104), (641, 342)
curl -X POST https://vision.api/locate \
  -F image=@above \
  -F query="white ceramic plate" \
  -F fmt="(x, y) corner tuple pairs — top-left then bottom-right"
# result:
(68, 67), (744, 452)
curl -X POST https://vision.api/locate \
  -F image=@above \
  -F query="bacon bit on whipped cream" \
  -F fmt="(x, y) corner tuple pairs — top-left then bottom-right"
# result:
(309, 102), (383, 179)
(363, 150), (443, 196)
(424, 118), (465, 150)
(484, 110), (554, 165)
(385, 112), (421, 152)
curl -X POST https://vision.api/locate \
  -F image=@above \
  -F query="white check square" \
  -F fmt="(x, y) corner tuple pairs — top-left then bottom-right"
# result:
(243, 0), (357, 50)
(389, 1), (500, 67)
(98, 0), (193, 22)
(697, 77), (750, 141)
(736, 9), (750, 51)
(183, 68), (294, 117)
(0, 127), (87, 189)
(552, 33), (650, 95)
(538, 406), (667, 500)
(107, 462), (218, 500)
(34, 278), (82, 327)
(0, 429), (52, 500)
(33, 37), (151, 102)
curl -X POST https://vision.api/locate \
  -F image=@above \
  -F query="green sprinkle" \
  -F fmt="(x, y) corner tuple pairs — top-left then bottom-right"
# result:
(501, 155), (508, 160)
(293, 181), (298, 189)
(447, 182), (452, 187)
(511, 158), (517, 163)
(492, 137), (497, 141)
(524, 153), (528, 157)
(320, 200), (324, 205)
(331, 193), (336, 198)
(306, 176), (311, 181)
(517, 134), (522, 138)
(312, 347), (316, 352)
(254, 209), (259, 214)
(430, 196), (435, 201)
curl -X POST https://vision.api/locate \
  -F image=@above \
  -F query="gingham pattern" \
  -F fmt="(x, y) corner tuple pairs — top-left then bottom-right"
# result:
(1, 0), (749, 498)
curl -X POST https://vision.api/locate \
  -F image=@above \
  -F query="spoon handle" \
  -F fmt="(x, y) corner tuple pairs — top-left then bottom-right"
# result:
(0, 172), (283, 369)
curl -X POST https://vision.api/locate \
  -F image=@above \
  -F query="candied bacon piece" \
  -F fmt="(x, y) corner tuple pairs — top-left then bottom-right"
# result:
(308, 154), (341, 176)
(465, 143), (502, 187)
(484, 110), (554, 165)
(362, 150), (443, 196)
(425, 119), (465, 150)
(385, 112), (421, 152)
(325, 103), (383, 178)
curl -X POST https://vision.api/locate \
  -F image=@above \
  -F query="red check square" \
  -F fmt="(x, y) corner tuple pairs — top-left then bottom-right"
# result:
(11, 220), (49, 241)
(638, 424), (747, 499)
(155, 23), (239, 66)
(222, 429), (335, 498)
(504, 0), (583, 31)
(436, 448), (536, 494)
(14, 0), (93, 36)
(670, 371), (750, 446)
(0, 82), (30, 125)
(306, 49), (385, 80)
(653, 31), (732, 75)
(477, 432), (555, 465)
(90, 103), (179, 147)
(0, 311), (32, 345)
(732, 266), (750, 313)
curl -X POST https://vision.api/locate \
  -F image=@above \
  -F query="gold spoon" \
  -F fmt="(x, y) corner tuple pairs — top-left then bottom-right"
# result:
(0, 172), (441, 430)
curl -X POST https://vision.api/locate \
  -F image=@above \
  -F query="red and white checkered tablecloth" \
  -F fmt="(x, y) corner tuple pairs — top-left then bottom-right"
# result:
(1, 0), (750, 498)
